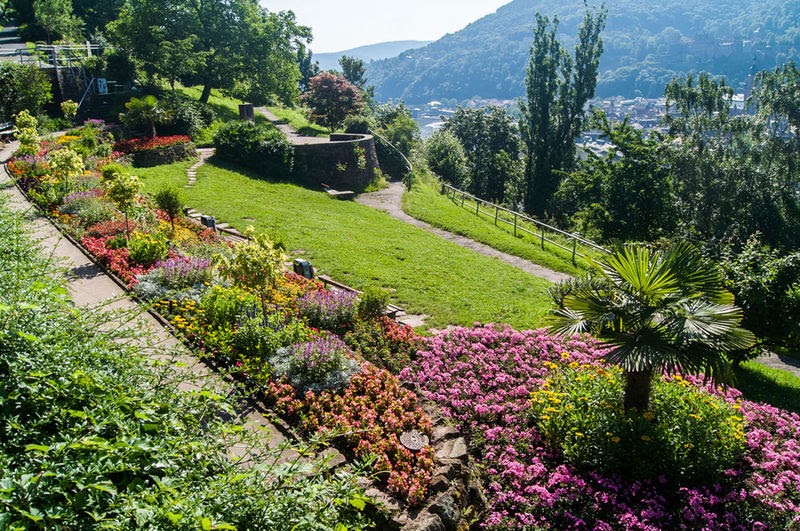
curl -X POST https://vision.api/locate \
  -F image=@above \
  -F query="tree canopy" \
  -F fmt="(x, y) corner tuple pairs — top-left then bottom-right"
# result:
(107, 0), (310, 105)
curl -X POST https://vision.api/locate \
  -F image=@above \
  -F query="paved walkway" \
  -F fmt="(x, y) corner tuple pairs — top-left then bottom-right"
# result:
(358, 181), (572, 284)
(0, 24), (30, 62)
(255, 107), (329, 145)
(0, 140), (294, 463)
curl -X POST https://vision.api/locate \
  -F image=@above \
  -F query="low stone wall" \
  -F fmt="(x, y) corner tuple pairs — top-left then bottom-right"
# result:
(293, 134), (380, 191)
(131, 143), (197, 168)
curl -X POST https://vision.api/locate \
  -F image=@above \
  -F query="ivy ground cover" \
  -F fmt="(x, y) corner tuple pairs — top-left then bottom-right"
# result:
(402, 324), (800, 529)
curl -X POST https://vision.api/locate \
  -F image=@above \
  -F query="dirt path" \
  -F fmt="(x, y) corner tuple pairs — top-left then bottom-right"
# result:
(256, 107), (329, 145)
(357, 181), (572, 284)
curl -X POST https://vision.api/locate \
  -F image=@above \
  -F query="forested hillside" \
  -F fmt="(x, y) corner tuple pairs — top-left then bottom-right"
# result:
(367, 0), (800, 102)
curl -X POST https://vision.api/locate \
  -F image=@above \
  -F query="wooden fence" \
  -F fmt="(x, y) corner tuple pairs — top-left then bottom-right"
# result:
(441, 183), (609, 263)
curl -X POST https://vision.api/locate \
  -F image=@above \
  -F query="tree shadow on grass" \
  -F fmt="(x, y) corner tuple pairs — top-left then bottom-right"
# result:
(733, 364), (800, 413)
(205, 156), (327, 192)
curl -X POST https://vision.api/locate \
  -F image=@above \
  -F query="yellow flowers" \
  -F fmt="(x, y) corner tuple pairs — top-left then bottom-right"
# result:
(611, 436), (621, 444)
(641, 435), (652, 442)
(643, 411), (656, 421)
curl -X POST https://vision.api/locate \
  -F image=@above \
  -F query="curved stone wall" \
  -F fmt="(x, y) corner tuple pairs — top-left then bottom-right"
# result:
(293, 133), (380, 191)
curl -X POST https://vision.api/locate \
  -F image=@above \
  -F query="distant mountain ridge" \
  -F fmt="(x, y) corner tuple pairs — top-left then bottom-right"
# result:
(313, 40), (431, 72)
(366, 0), (800, 103)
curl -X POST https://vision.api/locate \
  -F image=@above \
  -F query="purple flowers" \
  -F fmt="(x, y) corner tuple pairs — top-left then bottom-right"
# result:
(297, 289), (357, 332)
(401, 324), (800, 529)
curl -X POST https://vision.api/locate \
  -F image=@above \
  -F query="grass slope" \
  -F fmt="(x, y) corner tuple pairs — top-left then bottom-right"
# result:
(403, 177), (596, 277)
(267, 106), (329, 137)
(138, 160), (554, 329)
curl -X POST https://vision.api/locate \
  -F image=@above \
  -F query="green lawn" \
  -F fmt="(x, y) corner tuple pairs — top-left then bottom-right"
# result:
(734, 361), (800, 413)
(138, 159), (555, 329)
(267, 105), (330, 137)
(403, 176), (598, 276)
(176, 85), (272, 127)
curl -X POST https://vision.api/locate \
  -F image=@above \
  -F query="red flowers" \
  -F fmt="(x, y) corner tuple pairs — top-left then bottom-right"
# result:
(113, 135), (192, 154)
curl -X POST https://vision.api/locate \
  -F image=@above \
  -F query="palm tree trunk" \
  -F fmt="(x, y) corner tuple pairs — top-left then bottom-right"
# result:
(623, 370), (652, 412)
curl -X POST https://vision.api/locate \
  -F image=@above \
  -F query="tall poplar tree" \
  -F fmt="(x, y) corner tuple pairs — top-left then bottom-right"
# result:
(520, 6), (605, 217)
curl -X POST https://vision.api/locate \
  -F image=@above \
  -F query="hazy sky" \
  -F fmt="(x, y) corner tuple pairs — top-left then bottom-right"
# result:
(263, 1), (511, 53)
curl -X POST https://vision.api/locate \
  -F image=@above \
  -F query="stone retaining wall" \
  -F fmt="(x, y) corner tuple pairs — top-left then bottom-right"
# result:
(293, 134), (380, 191)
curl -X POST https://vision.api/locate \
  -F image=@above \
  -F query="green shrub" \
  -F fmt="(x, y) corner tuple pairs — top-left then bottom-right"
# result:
(200, 285), (260, 330)
(213, 121), (294, 177)
(0, 63), (52, 121)
(230, 315), (314, 383)
(343, 317), (421, 374)
(721, 235), (800, 350)
(59, 196), (117, 228)
(357, 286), (389, 320)
(154, 185), (184, 230)
(127, 231), (167, 267)
(343, 114), (373, 134)
(160, 93), (216, 138)
(530, 364), (746, 484)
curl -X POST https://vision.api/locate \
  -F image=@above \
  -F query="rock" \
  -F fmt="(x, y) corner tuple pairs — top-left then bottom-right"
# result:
(404, 513), (445, 531)
(429, 474), (452, 494)
(319, 447), (346, 469)
(432, 425), (460, 442)
(449, 438), (468, 459)
(431, 494), (460, 530)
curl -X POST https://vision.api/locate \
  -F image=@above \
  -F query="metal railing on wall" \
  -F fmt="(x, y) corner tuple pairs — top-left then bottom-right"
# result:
(441, 183), (609, 264)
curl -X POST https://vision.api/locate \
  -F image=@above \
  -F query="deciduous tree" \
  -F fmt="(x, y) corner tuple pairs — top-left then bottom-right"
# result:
(301, 72), (363, 130)
(520, 7), (605, 217)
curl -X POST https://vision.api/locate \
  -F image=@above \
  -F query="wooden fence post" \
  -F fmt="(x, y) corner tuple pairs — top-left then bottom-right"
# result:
(495, 206), (499, 225)
(572, 238), (577, 265)
(461, 192), (465, 207)
(514, 214), (517, 237)
(476, 200), (480, 215)
(541, 228), (545, 250)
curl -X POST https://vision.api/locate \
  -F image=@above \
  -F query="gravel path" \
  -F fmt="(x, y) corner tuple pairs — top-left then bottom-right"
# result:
(357, 181), (572, 284)
(755, 351), (800, 379)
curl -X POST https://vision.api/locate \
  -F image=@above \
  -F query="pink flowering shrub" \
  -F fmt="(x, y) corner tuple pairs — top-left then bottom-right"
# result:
(81, 235), (151, 287)
(402, 323), (800, 529)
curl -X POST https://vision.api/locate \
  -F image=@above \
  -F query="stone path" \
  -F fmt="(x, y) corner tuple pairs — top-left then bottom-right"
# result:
(755, 351), (800, 379)
(0, 24), (30, 62)
(358, 181), (572, 284)
(185, 147), (214, 187)
(0, 141), (295, 464)
(255, 107), (329, 145)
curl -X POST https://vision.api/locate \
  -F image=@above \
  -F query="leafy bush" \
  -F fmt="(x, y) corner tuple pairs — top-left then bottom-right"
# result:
(343, 113), (373, 134)
(200, 285), (260, 330)
(530, 364), (746, 484)
(297, 289), (357, 334)
(344, 317), (422, 374)
(357, 286), (389, 320)
(127, 231), (168, 267)
(230, 315), (314, 381)
(154, 185), (184, 230)
(213, 120), (294, 177)
(0, 63), (52, 121)
(160, 93), (216, 138)
(59, 194), (116, 228)
(721, 235), (800, 350)
(269, 334), (360, 393)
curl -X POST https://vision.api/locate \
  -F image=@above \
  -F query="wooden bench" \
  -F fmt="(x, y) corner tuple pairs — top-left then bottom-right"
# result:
(326, 189), (355, 200)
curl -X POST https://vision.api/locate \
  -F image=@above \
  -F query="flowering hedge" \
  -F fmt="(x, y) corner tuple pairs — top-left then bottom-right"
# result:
(113, 135), (193, 154)
(402, 324), (800, 529)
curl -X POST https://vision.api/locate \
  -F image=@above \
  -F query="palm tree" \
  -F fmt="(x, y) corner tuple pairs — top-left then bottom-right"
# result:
(549, 242), (754, 412)
(120, 95), (172, 138)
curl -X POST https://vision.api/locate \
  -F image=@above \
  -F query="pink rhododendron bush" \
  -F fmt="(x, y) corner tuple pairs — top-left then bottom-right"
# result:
(401, 324), (800, 529)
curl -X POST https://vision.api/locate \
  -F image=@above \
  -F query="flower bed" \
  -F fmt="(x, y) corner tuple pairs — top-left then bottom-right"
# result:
(114, 135), (196, 168)
(7, 123), (438, 510)
(402, 324), (800, 529)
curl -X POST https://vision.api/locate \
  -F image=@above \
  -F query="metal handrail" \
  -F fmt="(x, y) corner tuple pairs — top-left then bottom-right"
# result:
(441, 183), (610, 262)
(78, 76), (96, 112)
(368, 128), (413, 174)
